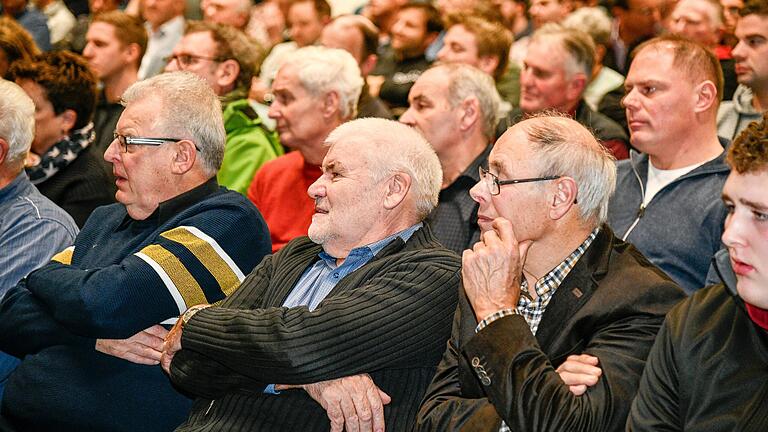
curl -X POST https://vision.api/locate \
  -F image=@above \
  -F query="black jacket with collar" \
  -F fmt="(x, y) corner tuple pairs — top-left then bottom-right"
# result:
(415, 225), (685, 431)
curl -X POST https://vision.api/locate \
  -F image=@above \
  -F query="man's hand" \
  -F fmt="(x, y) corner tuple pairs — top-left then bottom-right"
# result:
(462, 218), (532, 322)
(556, 354), (602, 396)
(160, 319), (183, 373)
(278, 374), (391, 432)
(95, 325), (168, 365)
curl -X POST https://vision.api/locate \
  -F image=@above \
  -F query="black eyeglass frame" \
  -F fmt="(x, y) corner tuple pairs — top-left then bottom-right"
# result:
(479, 166), (562, 196)
(113, 133), (200, 152)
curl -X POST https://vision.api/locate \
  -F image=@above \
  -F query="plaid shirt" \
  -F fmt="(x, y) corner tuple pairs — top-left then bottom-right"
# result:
(473, 228), (599, 432)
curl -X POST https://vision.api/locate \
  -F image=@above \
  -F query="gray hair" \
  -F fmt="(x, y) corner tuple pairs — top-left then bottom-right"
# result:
(281, 46), (364, 120)
(437, 63), (502, 139)
(562, 7), (612, 47)
(531, 23), (596, 81)
(522, 114), (616, 225)
(325, 118), (442, 220)
(0, 79), (34, 165)
(121, 72), (225, 176)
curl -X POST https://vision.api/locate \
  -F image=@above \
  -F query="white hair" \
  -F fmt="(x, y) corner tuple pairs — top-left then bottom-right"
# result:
(325, 118), (443, 220)
(281, 46), (364, 120)
(562, 7), (612, 47)
(437, 63), (502, 139)
(522, 115), (616, 225)
(0, 79), (35, 165)
(121, 72), (225, 176)
(531, 24), (595, 81)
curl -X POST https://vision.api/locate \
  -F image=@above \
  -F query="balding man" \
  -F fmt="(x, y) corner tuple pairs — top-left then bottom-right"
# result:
(247, 46), (364, 252)
(0, 72), (271, 431)
(415, 115), (684, 431)
(320, 14), (394, 119)
(162, 118), (460, 432)
(401, 63), (501, 253)
(202, 0), (252, 29)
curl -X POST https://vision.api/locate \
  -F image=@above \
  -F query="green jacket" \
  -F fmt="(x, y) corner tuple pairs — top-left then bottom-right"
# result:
(218, 98), (283, 195)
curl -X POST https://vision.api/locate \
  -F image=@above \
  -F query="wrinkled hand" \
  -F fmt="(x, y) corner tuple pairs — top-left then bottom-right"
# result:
(556, 354), (602, 396)
(95, 325), (168, 365)
(160, 319), (183, 374)
(462, 218), (533, 322)
(283, 374), (391, 432)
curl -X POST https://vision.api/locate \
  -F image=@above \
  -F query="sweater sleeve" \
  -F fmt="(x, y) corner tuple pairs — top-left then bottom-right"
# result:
(21, 206), (271, 339)
(171, 252), (460, 396)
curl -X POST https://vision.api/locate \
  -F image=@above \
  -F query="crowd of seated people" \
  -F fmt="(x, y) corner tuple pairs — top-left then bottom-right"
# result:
(0, 0), (767, 430)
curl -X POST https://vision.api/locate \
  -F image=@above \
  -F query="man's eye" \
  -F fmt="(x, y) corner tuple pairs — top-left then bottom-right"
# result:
(754, 211), (768, 222)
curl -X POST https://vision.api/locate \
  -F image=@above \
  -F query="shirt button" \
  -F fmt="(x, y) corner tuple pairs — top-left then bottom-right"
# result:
(471, 357), (480, 367)
(333, 272), (339, 278)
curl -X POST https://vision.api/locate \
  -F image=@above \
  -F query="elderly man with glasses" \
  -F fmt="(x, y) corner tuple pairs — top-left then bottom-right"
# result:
(0, 71), (271, 432)
(164, 21), (282, 195)
(413, 114), (685, 431)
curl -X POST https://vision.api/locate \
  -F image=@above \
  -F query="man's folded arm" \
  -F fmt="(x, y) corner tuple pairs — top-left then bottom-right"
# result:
(175, 258), (460, 389)
(465, 310), (668, 432)
(22, 209), (269, 339)
(415, 304), (501, 432)
(0, 280), (92, 357)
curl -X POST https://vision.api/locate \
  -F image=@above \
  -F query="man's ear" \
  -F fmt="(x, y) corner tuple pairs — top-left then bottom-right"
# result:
(170, 139), (198, 174)
(566, 74), (587, 106)
(0, 137), (9, 166)
(322, 91), (341, 119)
(124, 42), (142, 67)
(216, 59), (241, 90)
(693, 80), (718, 113)
(459, 97), (480, 132)
(477, 55), (500, 77)
(360, 54), (378, 77)
(549, 176), (578, 220)
(383, 172), (412, 210)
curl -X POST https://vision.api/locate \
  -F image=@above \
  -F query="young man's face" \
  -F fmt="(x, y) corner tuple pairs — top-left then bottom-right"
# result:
(732, 14), (768, 90)
(83, 22), (136, 81)
(721, 169), (768, 309)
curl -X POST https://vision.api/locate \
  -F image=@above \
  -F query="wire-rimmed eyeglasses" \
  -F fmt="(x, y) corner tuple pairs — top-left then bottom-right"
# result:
(478, 166), (562, 196)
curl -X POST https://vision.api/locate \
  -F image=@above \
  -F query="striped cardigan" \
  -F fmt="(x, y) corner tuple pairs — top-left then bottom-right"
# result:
(171, 225), (461, 432)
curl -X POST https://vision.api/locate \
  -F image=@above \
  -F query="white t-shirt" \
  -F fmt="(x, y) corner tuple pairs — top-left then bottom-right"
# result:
(643, 160), (706, 205)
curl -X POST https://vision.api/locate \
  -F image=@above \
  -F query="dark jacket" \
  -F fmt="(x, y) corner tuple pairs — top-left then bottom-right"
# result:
(627, 255), (768, 432)
(415, 226), (685, 431)
(170, 225), (461, 432)
(608, 149), (730, 293)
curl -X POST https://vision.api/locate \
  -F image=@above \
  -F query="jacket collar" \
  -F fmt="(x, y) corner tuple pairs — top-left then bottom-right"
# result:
(627, 145), (730, 186)
(535, 225), (615, 351)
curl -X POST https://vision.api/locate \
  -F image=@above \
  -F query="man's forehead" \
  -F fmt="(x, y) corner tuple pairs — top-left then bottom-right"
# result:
(178, 31), (217, 52)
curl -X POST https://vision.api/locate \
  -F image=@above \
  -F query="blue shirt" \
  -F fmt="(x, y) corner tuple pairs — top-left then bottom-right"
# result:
(0, 172), (78, 295)
(264, 223), (422, 394)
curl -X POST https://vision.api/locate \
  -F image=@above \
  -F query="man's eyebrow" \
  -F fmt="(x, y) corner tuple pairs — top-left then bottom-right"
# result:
(741, 197), (768, 211)
(322, 160), (344, 171)
(489, 159), (507, 174)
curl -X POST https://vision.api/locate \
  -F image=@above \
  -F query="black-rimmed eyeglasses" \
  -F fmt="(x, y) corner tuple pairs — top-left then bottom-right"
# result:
(113, 133), (199, 153)
(479, 166), (561, 196)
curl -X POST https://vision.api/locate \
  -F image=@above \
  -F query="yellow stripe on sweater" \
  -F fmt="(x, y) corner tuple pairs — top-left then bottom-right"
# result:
(51, 246), (74, 265)
(161, 226), (243, 295)
(139, 244), (207, 308)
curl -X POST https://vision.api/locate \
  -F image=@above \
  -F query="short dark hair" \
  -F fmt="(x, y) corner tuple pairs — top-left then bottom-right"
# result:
(92, 11), (148, 62)
(9, 51), (98, 130)
(633, 34), (724, 102)
(400, 0), (443, 34)
(290, 0), (332, 19)
(740, 0), (768, 16)
(727, 112), (768, 174)
(185, 21), (265, 90)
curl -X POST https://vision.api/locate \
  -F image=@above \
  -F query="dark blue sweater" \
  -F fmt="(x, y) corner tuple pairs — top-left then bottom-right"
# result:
(0, 180), (271, 431)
